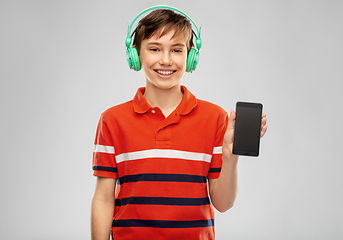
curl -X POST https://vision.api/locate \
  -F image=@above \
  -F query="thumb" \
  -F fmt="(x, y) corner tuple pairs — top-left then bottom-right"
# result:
(227, 109), (236, 131)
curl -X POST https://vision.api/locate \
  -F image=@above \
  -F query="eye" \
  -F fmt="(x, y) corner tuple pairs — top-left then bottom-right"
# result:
(150, 48), (159, 52)
(172, 49), (183, 53)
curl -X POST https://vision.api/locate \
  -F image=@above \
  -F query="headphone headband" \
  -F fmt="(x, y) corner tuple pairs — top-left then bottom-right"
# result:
(126, 5), (201, 50)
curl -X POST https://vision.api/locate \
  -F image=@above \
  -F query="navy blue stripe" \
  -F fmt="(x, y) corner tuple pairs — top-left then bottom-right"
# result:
(112, 219), (214, 228)
(209, 167), (221, 173)
(92, 166), (117, 173)
(118, 173), (206, 185)
(115, 197), (210, 207)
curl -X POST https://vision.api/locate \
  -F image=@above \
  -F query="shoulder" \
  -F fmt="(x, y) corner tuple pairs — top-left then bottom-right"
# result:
(191, 98), (228, 129)
(196, 98), (228, 117)
(100, 100), (133, 122)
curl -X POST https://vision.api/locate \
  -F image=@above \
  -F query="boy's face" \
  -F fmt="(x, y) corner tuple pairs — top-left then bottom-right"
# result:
(139, 29), (188, 91)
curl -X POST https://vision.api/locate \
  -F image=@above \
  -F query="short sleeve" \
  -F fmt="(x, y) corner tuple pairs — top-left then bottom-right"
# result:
(207, 111), (228, 179)
(92, 115), (118, 179)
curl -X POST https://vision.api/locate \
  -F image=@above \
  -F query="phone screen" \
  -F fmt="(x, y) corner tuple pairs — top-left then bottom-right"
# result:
(232, 102), (263, 157)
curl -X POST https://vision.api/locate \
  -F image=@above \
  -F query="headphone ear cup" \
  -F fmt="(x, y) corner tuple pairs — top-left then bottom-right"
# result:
(126, 47), (141, 71)
(186, 48), (199, 73)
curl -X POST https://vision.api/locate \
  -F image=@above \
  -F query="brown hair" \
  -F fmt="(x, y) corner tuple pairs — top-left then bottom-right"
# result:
(132, 9), (194, 54)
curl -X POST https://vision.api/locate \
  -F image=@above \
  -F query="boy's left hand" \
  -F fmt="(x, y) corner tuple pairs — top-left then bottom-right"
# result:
(222, 110), (268, 160)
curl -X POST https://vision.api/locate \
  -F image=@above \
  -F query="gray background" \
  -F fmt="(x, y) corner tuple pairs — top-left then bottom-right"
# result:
(1, 0), (342, 239)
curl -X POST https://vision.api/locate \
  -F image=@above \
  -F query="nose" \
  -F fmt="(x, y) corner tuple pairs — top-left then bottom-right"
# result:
(159, 52), (172, 66)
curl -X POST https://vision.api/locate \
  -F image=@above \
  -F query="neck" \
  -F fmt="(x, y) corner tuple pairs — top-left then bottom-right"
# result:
(144, 83), (183, 117)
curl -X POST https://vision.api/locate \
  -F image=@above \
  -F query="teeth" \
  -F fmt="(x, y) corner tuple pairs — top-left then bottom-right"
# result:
(156, 70), (174, 75)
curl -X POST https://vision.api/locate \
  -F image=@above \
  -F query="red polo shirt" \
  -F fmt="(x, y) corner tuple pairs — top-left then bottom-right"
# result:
(93, 86), (228, 240)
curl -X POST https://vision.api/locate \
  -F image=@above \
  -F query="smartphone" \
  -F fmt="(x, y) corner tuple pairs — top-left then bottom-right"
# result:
(232, 102), (263, 157)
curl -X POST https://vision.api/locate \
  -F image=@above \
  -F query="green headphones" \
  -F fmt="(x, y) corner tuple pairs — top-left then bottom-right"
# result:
(125, 5), (202, 73)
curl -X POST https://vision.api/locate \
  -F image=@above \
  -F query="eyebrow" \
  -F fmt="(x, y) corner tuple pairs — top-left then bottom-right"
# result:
(147, 42), (186, 47)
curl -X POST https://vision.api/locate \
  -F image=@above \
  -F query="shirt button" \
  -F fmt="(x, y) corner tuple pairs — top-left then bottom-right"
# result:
(151, 110), (156, 114)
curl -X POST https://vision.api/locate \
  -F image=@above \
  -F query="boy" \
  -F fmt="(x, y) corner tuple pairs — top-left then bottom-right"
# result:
(91, 6), (268, 240)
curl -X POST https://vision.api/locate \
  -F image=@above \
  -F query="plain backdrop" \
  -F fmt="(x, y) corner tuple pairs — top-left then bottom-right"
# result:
(1, 0), (342, 239)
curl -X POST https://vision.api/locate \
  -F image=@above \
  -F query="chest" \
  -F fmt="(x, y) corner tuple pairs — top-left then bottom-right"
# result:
(111, 107), (217, 154)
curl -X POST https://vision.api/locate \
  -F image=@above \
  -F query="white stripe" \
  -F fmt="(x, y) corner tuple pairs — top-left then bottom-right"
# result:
(94, 145), (115, 154)
(212, 146), (222, 154)
(116, 149), (212, 164)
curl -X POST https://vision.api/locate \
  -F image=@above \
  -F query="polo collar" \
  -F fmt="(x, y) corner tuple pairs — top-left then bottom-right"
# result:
(132, 85), (197, 115)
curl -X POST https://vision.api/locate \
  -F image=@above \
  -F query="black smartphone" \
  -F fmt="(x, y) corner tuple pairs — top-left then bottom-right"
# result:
(232, 102), (263, 157)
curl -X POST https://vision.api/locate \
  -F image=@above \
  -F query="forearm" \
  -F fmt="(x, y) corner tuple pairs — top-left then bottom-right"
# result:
(209, 155), (239, 212)
(91, 198), (115, 240)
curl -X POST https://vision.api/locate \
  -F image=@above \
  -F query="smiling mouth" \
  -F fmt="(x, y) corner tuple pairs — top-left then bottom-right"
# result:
(154, 70), (176, 75)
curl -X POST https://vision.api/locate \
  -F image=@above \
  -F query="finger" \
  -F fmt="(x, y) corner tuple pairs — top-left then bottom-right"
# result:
(261, 116), (267, 127)
(260, 125), (268, 138)
(227, 109), (236, 131)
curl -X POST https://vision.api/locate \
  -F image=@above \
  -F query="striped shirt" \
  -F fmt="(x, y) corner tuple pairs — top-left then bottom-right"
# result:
(93, 86), (228, 240)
